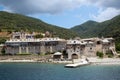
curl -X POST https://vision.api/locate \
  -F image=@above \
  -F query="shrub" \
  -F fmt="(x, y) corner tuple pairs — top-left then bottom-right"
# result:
(1, 47), (5, 55)
(0, 38), (6, 44)
(96, 51), (104, 58)
(118, 55), (120, 58)
(116, 43), (120, 51)
(106, 52), (113, 58)
(45, 52), (51, 55)
(34, 34), (43, 38)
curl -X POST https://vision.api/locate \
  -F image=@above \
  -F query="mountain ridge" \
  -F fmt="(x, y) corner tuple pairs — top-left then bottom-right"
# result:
(71, 20), (99, 38)
(71, 14), (120, 41)
(0, 11), (78, 39)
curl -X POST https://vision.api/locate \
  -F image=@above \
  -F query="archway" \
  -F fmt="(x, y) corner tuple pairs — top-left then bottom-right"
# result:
(72, 53), (78, 59)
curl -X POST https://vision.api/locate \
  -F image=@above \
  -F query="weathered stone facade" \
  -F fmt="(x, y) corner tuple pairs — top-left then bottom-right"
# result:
(66, 38), (116, 59)
(5, 32), (66, 55)
(5, 32), (116, 59)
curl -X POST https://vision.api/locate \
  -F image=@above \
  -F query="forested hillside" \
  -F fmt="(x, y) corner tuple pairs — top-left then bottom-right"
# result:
(0, 11), (78, 39)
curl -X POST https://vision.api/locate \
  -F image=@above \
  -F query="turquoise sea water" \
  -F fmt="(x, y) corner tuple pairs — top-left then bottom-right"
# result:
(0, 63), (120, 80)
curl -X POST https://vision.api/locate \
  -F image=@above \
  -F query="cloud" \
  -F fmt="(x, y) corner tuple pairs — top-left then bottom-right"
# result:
(87, 0), (120, 9)
(0, 0), (83, 14)
(87, 0), (120, 22)
(91, 8), (120, 22)
(0, 0), (120, 22)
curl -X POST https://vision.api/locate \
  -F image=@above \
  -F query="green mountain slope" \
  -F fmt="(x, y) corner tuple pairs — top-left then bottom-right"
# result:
(0, 11), (78, 39)
(71, 15), (120, 41)
(98, 15), (120, 41)
(71, 20), (99, 38)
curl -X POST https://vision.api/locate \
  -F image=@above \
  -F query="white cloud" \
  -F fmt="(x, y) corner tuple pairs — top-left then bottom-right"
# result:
(0, 0), (84, 14)
(91, 8), (120, 22)
(0, 0), (120, 22)
(87, 0), (120, 22)
(87, 0), (120, 9)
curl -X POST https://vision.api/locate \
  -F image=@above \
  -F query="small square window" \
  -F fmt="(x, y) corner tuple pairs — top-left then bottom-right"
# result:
(90, 47), (92, 50)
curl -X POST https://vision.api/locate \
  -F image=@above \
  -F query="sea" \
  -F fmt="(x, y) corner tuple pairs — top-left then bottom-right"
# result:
(0, 63), (120, 80)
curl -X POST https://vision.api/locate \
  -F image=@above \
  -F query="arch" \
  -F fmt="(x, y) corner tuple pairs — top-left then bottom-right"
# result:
(72, 53), (78, 59)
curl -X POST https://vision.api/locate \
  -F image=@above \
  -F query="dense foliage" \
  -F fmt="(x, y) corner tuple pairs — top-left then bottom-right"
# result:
(1, 47), (5, 55)
(0, 11), (78, 39)
(71, 20), (99, 38)
(116, 43), (120, 51)
(0, 38), (6, 44)
(96, 51), (104, 58)
(34, 34), (44, 38)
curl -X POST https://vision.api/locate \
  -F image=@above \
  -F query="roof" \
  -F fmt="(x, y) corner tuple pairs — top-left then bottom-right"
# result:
(88, 41), (94, 44)
(67, 40), (80, 44)
(5, 37), (66, 43)
(67, 40), (87, 45)
(80, 42), (87, 45)
(54, 52), (62, 55)
(102, 39), (109, 43)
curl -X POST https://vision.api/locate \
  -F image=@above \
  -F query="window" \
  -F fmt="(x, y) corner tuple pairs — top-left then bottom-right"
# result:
(97, 41), (101, 45)
(90, 47), (92, 50)
(74, 41), (76, 43)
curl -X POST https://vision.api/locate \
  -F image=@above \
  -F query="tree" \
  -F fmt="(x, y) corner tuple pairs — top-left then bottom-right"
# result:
(34, 34), (43, 38)
(0, 38), (6, 44)
(1, 47), (5, 55)
(96, 51), (104, 58)
(116, 43), (120, 51)
(0, 29), (2, 32)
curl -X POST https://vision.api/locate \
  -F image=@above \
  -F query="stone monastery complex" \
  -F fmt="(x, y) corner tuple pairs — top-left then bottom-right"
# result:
(5, 32), (117, 59)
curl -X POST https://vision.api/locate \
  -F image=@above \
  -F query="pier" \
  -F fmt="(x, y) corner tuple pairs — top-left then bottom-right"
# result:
(65, 59), (89, 68)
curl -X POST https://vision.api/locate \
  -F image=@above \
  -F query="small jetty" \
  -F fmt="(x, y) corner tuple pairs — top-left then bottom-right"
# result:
(65, 59), (89, 68)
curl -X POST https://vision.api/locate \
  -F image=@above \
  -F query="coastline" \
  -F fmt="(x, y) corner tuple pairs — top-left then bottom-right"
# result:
(0, 59), (72, 63)
(0, 56), (120, 65)
(88, 57), (120, 65)
(0, 55), (72, 63)
(0, 59), (35, 62)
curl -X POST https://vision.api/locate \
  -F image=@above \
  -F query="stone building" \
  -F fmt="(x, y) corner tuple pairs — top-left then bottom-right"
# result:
(5, 32), (66, 55)
(5, 32), (116, 59)
(66, 37), (116, 59)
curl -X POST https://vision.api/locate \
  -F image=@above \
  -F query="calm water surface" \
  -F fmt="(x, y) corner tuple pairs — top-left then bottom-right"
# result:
(0, 63), (120, 80)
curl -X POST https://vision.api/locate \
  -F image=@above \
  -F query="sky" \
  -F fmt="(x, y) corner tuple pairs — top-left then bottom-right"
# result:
(0, 0), (120, 28)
